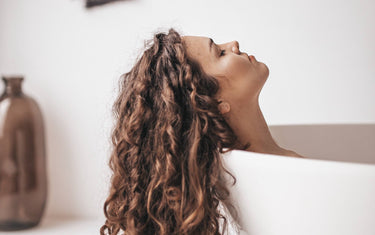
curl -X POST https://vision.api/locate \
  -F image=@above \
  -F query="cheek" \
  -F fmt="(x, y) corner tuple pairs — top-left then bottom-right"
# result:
(219, 56), (265, 103)
(222, 56), (252, 79)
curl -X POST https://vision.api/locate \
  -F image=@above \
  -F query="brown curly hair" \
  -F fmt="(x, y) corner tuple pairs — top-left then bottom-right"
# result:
(100, 28), (248, 235)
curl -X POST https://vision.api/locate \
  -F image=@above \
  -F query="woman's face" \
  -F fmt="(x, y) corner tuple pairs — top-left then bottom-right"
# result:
(182, 36), (269, 108)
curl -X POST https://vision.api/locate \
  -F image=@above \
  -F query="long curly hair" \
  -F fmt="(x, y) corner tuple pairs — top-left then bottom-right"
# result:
(100, 28), (248, 235)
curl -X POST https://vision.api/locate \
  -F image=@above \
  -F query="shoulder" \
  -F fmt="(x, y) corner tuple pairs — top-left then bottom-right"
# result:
(284, 149), (307, 158)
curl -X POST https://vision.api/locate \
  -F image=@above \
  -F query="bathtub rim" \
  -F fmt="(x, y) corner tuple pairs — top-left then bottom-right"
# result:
(222, 149), (375, 169)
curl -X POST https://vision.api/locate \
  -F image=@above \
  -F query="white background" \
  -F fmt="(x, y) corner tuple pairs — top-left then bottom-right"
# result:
(0, 0), (374, 220)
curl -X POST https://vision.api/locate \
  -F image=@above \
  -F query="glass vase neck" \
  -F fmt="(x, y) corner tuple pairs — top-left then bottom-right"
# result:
(2, 75), (24, 96)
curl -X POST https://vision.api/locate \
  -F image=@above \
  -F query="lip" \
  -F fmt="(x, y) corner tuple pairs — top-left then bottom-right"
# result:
(248, 55), (256, 62)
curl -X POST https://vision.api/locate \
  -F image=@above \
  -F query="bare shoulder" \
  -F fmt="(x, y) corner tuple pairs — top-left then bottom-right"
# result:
(285, 150), (307, 158)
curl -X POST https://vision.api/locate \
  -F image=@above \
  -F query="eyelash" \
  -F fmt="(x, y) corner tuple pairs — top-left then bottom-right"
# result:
(219, 50), (225, 57)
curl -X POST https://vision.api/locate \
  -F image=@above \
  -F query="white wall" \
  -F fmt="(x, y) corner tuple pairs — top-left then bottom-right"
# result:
(0, 0), (374, 219)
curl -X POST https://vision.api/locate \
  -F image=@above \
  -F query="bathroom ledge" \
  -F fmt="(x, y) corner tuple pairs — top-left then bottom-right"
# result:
(0, 216), (104, 234)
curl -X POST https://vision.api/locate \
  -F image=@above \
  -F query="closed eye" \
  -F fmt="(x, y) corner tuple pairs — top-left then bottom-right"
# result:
(214, 42), (225, 57)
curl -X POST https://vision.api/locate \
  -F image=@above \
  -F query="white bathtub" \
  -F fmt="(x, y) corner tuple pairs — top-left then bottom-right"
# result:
(222, 124), (375, 235)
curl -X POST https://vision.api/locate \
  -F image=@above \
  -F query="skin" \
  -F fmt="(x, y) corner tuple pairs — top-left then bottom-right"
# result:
(182, 36), (305, 158)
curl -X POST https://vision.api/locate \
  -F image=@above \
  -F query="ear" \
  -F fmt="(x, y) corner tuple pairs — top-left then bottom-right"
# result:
(218, 101), (231, 114)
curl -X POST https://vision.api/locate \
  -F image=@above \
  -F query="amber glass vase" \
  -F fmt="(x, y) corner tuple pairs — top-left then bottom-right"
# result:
(0, 75), (47, 231)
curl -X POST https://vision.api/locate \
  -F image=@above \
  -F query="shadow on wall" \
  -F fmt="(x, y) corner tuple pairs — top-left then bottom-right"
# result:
(269, 123), (375, 165)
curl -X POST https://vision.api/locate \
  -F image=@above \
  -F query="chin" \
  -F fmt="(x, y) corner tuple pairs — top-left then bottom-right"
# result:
(260, 62), (270, 79)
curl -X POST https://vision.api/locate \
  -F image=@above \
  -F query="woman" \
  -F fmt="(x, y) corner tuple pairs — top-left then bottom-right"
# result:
(100, 28), (304, 235)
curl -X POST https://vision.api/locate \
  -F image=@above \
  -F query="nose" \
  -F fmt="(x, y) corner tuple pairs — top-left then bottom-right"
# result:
(229, 41), (240, 54)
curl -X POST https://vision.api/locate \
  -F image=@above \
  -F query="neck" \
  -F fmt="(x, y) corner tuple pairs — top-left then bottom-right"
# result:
(225, 99), (289, 155)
